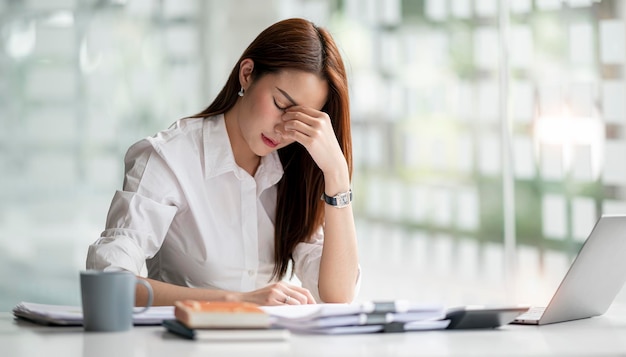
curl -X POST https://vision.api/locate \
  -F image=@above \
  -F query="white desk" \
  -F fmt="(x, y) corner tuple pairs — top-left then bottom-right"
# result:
(3, 304), (626, 357)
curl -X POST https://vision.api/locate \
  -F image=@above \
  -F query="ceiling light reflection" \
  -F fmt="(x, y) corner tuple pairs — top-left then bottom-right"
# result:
(534, 114), (605, 179)
(43, 11), (75, 27)
(80, 40), (102, 73)
(4, 20), (36, 59)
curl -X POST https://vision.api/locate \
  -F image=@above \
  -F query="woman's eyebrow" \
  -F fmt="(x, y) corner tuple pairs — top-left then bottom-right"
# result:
(276, 87), (299, 106)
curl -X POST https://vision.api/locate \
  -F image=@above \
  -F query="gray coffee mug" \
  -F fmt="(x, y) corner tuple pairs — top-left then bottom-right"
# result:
(80, 270), (154, 332)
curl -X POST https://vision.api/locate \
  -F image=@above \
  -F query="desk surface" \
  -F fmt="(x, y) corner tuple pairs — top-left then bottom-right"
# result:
(3, 304), (626, 357)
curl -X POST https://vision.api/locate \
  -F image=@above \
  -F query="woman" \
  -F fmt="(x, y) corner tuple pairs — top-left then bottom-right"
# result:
(86, 18), (360, 306)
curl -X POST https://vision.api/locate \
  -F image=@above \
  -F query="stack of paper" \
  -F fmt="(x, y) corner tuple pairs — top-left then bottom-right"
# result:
(260, 301), (449, 334)
(12, 302), (174, 326)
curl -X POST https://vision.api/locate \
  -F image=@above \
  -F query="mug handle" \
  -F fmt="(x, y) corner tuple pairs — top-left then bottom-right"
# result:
(133, 279), (154, 314)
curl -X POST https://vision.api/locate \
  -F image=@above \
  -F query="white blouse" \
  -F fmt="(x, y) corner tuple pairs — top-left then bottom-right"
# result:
(86, 114), (328, 302)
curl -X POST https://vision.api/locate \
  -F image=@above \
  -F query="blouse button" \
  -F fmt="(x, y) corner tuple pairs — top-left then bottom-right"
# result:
(248, 270), (255, 277)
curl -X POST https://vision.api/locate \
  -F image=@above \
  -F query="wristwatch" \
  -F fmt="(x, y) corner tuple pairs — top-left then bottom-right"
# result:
(321, 189), (352, 208)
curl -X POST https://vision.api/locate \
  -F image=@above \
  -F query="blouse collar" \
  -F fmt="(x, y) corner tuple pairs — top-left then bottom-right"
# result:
(203, 114), (283, 192)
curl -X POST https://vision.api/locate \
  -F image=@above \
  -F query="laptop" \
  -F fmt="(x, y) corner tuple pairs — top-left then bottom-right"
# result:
(512, 214), (626, 325)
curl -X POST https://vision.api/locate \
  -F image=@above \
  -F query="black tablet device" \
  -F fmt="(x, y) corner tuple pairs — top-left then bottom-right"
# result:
(445, 306), (530, 329)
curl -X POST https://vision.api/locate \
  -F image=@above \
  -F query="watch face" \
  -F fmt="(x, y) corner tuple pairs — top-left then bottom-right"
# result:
(337, 192), (351, 207)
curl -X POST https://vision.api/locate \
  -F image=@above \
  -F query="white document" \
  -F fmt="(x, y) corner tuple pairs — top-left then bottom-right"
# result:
(271, 311), (445, 329)
(261, 300), (444, 321)
(13, 302), (174, 326)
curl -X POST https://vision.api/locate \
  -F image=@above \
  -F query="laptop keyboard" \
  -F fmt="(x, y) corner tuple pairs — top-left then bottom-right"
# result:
(516, 306), (545, 321)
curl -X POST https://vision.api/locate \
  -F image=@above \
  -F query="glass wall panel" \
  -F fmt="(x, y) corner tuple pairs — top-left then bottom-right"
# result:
(0, 0), (625, 310)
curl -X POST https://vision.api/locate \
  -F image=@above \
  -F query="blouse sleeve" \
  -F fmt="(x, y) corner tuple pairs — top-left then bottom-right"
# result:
(292, 226), (362, 303)
(86, 140), (180, 275)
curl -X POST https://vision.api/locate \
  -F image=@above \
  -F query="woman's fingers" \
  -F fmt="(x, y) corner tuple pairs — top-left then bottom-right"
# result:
(278, 289), (305, 305)
(270, 282), (316, 305)
(278, 109), (332, 147)
(284, 286), (317, 305)
(284, 105), (323, 119)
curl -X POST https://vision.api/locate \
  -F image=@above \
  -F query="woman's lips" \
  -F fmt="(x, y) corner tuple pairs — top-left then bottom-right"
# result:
(262, 134), (278, 148)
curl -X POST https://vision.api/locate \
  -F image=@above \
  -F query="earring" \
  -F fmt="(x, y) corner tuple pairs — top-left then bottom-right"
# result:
(238, 87), (244, 97)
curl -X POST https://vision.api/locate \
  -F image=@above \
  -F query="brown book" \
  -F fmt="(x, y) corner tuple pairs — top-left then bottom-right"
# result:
(174, 300), (271, 329)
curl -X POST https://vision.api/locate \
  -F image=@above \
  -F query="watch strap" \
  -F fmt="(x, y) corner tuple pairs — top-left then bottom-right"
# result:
(321, 189), (353, 208)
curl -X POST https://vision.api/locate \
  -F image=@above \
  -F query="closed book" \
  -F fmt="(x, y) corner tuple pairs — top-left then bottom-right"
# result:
(174, 300), (270, 329)
(163, 319), (289, 341)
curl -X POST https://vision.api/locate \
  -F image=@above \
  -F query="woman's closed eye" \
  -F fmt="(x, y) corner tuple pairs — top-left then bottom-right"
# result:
(273, 99), (287, 111)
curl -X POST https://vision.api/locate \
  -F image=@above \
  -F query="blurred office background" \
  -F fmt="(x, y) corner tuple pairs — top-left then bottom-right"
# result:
(1, 0), (625, 311)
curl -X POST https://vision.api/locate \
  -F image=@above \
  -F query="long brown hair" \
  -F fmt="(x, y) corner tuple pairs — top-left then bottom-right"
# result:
(190, 18), (352, 281)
